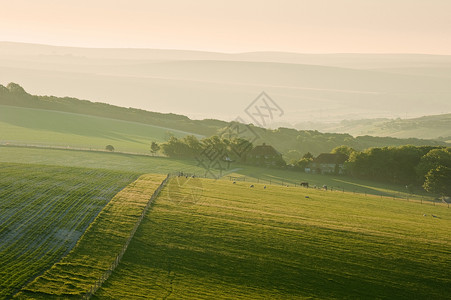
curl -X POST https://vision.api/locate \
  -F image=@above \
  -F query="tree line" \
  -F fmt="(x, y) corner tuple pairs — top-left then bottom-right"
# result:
(154, 135), (254, 163)
(290, 145), (451, 198)
(348, 145), (451, 198)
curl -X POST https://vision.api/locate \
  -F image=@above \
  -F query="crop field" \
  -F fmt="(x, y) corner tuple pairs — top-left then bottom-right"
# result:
(0, 105), (200, 153)
(17, 173), (166, 299)
(95, 178), (451, 299)
(0, 163), (139, 299)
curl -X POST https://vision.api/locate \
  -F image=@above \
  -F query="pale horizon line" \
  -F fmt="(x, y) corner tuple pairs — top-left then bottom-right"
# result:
(2, 40), (451, 57)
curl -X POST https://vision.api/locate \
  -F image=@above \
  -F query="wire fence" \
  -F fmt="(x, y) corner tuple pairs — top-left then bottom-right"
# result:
(156, 172), (449, 208)
(82, 174), (170, 299)
(225, 175), (450, 208)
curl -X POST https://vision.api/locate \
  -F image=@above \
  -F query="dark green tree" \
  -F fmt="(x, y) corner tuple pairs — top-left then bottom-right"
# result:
(331, 145), (355, 159)
(284, 150), (302, 164)
(302, 152), (314, 160)
(416, 148), (451, 182)
(160, 136), (190, 158)
(423, 165), (451, 198)
(229, 137), (253, 162)
(183, 135), (202, 156)
(294, 158), (312, 171)
(150, 141), (160, 155)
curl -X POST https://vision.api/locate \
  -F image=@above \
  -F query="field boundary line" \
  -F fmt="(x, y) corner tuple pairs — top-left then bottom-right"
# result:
(83, 174), (170, 299)
(0, 142), (157, 157)
(224, 175), (449, 208)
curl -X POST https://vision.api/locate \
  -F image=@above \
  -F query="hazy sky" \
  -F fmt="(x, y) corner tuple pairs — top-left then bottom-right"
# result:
(1, 0), (451, 54)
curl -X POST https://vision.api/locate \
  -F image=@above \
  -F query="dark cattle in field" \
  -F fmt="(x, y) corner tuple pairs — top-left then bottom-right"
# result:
(300, 182), (309, 188)
(250, 185), (254, 188)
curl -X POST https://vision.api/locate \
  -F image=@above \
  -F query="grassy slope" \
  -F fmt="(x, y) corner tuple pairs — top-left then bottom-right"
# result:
(95, 178), (451, 299)
(1, 86), (448, 157)
(227, 165), (437, 202)
(0, 146), (204, 174)
(0, 105), (201, 153)
(0, 163), (139, 299)
(0, 146), (437, 202)
(17, 174), (166, 299)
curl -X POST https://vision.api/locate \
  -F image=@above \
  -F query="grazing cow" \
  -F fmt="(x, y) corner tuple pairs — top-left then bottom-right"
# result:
(250, 185), (254, 188)
(300, 182), (309, 188)
(264, 185), (266, 189)
(233, 181), (236, 184)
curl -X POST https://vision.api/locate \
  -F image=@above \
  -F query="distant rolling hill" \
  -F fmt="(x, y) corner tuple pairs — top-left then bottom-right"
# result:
(0, 104), (201, 153)
(1, 83), (448, 156)
(294, 114), (451, 142)
(1, 42), (451, 124)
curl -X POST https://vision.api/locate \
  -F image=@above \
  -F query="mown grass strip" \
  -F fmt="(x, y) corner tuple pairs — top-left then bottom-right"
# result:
(16, 174), (166, 299)
(83, 174), (169, 299)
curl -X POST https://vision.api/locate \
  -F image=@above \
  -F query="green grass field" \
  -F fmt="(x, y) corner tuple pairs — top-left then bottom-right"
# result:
(0, 105), (201, 153)
(0, 146), (205, 174)
(17, 174), (166, 299)
(95, 178), (451, 299)
(0, 163), (139, 299)
(0, 103), (443, 203)
(0, 146), (437, 203)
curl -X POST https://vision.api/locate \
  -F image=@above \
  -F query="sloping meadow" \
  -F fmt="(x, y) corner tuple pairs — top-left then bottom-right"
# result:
(95, 178), (451, 299)
(16, 173), (166, 299)
(0, 163), (140, 299)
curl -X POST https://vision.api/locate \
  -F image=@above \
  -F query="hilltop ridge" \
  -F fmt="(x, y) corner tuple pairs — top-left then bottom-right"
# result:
(1, 83), (448, 157)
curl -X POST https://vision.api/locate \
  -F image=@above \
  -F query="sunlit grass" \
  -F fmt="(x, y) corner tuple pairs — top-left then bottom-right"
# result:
(95, 178), (451, 299)
(0, 105), (200, 154)
(0, 163), (139, 299)
(16, 174), (166, 299)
